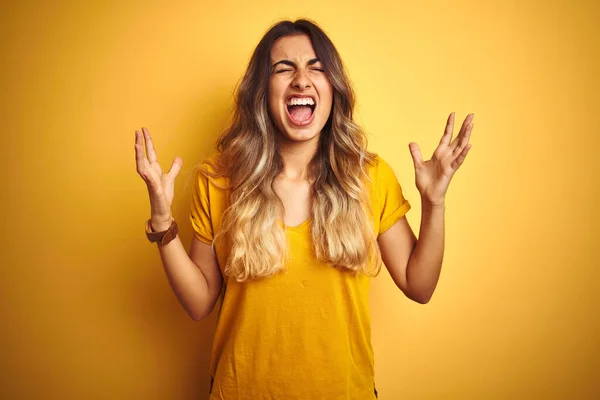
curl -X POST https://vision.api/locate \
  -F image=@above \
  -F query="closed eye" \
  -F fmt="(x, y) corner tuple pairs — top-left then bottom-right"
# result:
(276, 69), (293, 73)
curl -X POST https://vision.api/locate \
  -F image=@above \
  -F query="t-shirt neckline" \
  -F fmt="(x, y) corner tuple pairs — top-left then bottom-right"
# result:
(284, 218), (311, 231)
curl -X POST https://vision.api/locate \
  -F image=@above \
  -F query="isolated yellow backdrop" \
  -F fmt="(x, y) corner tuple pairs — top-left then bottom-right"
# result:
(2, 0), (598, 399)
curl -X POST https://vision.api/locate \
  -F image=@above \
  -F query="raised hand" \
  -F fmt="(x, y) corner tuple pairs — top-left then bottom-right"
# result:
(408, 113), (474, 206)
(134, 127), (183, 231)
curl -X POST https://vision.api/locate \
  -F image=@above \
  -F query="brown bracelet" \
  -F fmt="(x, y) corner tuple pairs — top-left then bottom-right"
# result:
(145, 219), (179, 245)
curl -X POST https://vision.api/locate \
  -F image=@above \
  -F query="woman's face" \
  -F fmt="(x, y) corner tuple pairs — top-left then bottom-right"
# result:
(268, 34), (333, 145)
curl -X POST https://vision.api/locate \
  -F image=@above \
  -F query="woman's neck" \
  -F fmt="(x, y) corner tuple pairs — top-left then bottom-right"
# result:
(277, 137), (319, 181)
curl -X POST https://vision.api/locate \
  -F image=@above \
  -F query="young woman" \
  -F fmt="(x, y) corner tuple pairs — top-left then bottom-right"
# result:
(134, 19), (473, 400)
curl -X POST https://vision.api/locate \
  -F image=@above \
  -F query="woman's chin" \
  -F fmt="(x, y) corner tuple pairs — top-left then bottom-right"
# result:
(278, 126), (321, 144)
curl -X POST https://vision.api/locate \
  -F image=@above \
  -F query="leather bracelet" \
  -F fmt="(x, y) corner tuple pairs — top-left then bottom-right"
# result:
(145, 219), (179, 245)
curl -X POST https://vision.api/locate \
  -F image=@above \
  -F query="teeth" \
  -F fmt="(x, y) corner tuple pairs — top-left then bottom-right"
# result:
(287, 97), (315, 106)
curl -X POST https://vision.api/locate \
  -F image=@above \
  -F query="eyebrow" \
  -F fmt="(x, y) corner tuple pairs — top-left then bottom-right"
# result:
(271, 58), (321, 69)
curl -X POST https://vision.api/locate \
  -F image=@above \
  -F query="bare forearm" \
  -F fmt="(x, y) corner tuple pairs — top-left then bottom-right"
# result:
(154, 233), (213, 320)
(406, 200), (445, 303)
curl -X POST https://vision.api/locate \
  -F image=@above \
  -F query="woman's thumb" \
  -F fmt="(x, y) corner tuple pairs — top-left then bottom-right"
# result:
(167, 156), (183, 180)
(408, 142), (423, 169)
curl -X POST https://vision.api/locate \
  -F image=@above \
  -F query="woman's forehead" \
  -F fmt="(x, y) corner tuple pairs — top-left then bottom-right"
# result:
(271, 34), (317, 62)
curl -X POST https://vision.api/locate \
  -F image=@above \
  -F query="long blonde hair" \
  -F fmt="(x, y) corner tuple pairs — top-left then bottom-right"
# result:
(200, 19), (382, 281)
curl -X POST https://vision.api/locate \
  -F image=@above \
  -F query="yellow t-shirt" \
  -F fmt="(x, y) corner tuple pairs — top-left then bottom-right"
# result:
(190, 155), (411, 400)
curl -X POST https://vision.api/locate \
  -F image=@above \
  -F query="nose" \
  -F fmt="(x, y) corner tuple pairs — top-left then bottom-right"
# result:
(292, 69), (311, 90)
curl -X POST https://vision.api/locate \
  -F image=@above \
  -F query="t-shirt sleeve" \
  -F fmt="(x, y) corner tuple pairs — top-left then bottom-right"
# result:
(190, 167), (214, 244)
(377, 157), (411, 236)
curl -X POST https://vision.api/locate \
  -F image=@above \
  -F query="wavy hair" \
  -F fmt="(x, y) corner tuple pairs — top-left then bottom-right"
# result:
(199, 19), (382, 281)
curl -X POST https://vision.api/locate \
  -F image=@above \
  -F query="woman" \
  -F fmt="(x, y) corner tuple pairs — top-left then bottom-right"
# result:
(134, 19), (473, 400)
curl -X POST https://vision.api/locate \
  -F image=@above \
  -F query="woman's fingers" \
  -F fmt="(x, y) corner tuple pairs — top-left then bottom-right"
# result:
(134, 129), (162, 189)
(451, 144), (472, 170)
(142, 127), (158, 164)
(439, 112), (455, 146)
(135, 130), (148, 175)
(453, 122), (473, 155)
(450, 114), (474, 149)
(450, 119), (473, 171)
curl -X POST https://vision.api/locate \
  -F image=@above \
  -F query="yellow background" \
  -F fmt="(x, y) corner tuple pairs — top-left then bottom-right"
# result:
(2, 0), (598, 398)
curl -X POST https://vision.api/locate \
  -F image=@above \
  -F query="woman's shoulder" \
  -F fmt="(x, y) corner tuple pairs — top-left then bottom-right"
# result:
(198, 152), (221, 172)
(365, 153), (395, 182)
(195, 153), (231, 188)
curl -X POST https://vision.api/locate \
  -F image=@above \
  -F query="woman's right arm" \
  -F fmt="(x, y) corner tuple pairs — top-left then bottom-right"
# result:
(154, 233), (223, 321)
(135, 127), (223, 321)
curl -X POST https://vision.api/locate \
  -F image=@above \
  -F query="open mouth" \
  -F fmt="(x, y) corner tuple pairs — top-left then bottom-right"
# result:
(286, 96), (316, 126)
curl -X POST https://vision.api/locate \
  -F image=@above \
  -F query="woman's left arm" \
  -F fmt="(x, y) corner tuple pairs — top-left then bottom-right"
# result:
(378, 112), (474, 304)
